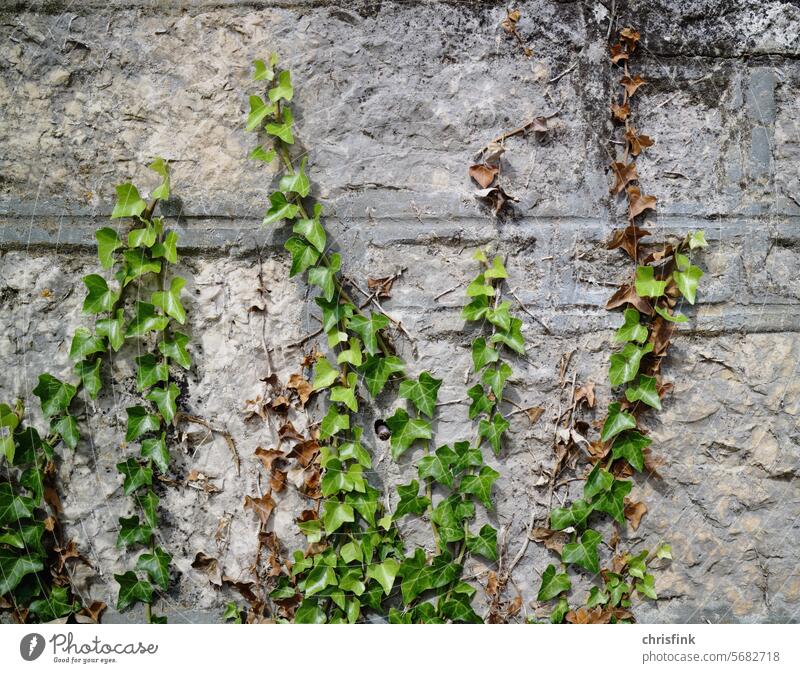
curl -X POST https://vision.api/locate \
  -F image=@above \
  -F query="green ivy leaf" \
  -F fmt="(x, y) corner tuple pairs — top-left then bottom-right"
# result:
(656, 542), (672, 560)
(628, 550), (648, 579)
(135, 490), (159, 529)
(471, 337), (499, 371)
(611, 431), (650, 472)
(688, 230), (708, 249)
(302, 564), (338, 598)
(634, 265), (667, 298)
(466, 274), (495, 298)
(294, 599), (326, 624)
(486, 301), (512, 332)
(417, 443), (457, 488)
(82, 274), (119, 314)
(584, 463), (614, 500)
(586, 586), (610, 608)
(337, 336), (363, 367)
(268, 70), (293, 103)
(0, 404), (20, 463)
(263, 190), (299, 226)
(654, 304), (688, 323)
(95, 227), (123, 269)
(146, 382), (180, 424)
(561, 528), (602, 573)
(537, 563), (571, 601)
(393, 480), (430, 519)
(135, 546), (172, 590)
(482, 361), (512, 401)
(265, 106), (294, 143)
(117, 458), (153, 496)
(385, 408), (432, 461)
(460, 465), (500, 509)
(284, 236), (321, 277)
(451, 440), (484, 474)
(478, 412), (509, 456)
(111, 183), (147, 219)
(338, 438), (371, 468)
(431, 495), (465, 543)
(309, 253), (340, 302)
(366, 558), (400, 596)
(135, 354), (168, 391)
(249, 145), (276, 163)
(293, 203), (326, 253)
(361, 355), (404, 396)
(125, 302), (170, 338)
(550, 596), (570, 623)
(625, 374), (662, 410)
(75, 358), (102, 399)
(128, 223), (157, 249)
(399, 371), (442, 418)
(346, 485), (380, 525)
(461, 295), (490, 322)
(319, 406), (350, 440)
(0, 482), (35, 524)
(484, 255), (508, 279)
(609, 341), (653, 387)
(158, 332), (192, 369)
(615, 308), (648, 343)
(465, 524), (497, 561)
(0, 548), (44, 596)
(550, 499), (593, 531)
(125, 406), (161, 442)
(96, 309), (125, 351)
(279, 157), (310, 197)
(490, 317), (525, 355)
(312, 357), (339, 390)
(69, 327), (105, 361)
(601, 402), (637, 442)
(592, 479), (632, 524)
(51, 414), (79, 450)
(119, 249), (161, 286)
(115, 571), (153, 611)
(33, 374), (76, 418)
(321, 500), (355, 534)
(29, 585), (80, 622)
(673, 264), (703, 304)
(466, 383), (493, 420)
(635, 573), (657, 600)
(349, 313), (389, 356)
(246, 95), (275, 132)
(117, 515), (152, 547)
(151, 276), (187, 324)
(149, 157), (170, 200)
(398, 549), (461, 604)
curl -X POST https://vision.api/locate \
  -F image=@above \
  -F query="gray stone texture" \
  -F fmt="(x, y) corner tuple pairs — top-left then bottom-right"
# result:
(1, 0), (800, 623)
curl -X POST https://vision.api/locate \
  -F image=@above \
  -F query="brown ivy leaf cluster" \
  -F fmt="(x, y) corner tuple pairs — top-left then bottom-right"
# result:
(500, 8), (533, 58)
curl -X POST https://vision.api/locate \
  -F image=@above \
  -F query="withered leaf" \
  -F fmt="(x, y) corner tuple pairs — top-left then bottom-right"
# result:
(75, 601), (107, 624)
(624, 499), (648, 530)
(620, 74), (647, 97)
(269, 395), (290, 414)
(191, 551), (223, 587)
(469, 163), (499, 189)
(222, 577), (260, 606)
(606, 282), (653, 315)
(286, 439), (320, 468)
(624, 127), (654, 156)
(486, 571), (499, 597)
(627, 185), (657, 220)
(525, 406), (545, 423)
(649, 315), (674, 356)
(620, 27), (641, 50)
(278, 421), (304, 442)
(243, 395), (268, 422)
(501, 8), (521, 33)
(54, 540), (84, 572)
(610, 42), (628, 64)
(608, 224), (650, 260)
(271, 469), (287, 493)
(574, 381), (596, 408)
(566, 606), (611, 624)
(611, 102), (630, 122)
(529, 527), (570, 554)
(303, 464), (321, 498)
(254, 447), (286, 472)
(506, 595), (522, 618)
(244, 492), (276, 526)
(475, 186), (519, 216)
(287, 373), (313, 407)
(367, 276), (395, 299)
(610, 161), (638, 195)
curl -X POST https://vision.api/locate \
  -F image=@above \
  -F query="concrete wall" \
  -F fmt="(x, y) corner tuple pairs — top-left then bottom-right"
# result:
(1, 0), (799, 623)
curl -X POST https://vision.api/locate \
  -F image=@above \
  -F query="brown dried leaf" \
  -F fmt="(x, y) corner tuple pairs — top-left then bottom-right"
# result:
(191, 551), (223, 587)
(367, 276), (395, 299)
(611, 102), (630, 122)
(278, 421), (304, 442)
(607, 224), (651, 260)
(74, 601), (107, 624)
(54, 540), (83, 572)
(286, 439), (320, 468)
(270, 470), (287, 493)
(525, 406), (545, 423)
(269, 395), (290, 414)
(243, 395), (268, 422)
(254, 447), (285, 472)
(501, 8), (521, 33)
(624, 127), (654, 156)
(287, 373), (313, 407)
(566, 606), (611, 624)
(529, 527), (570, 554)
(303, 464), (322, 498)
(649, 315), (674, 356)
(620, 27), (641, 51)
(606, 282), (653, 315)
(624, 499), (648, 530)
(610, 161), (638, 195)
(506, 595), (522, 618)
(469, 163), (499, 189)
(620, 74), (647, 97)
(486, 571), (499, 597)
(610, 42), (628, 64)
(627, 185), (657, 219)
(244, 492), (276, 526)
(574, 382), (596, 408)
(475, 186), (519, 216)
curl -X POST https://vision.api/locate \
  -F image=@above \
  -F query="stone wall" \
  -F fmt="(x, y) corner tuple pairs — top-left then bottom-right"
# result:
(1, 0), (799, 623)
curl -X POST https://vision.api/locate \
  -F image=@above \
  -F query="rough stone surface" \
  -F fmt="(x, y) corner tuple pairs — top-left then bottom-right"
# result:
(1, 0), (800, 624)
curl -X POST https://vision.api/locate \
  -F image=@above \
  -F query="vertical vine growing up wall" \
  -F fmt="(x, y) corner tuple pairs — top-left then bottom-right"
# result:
(532, 27), (708, 623)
